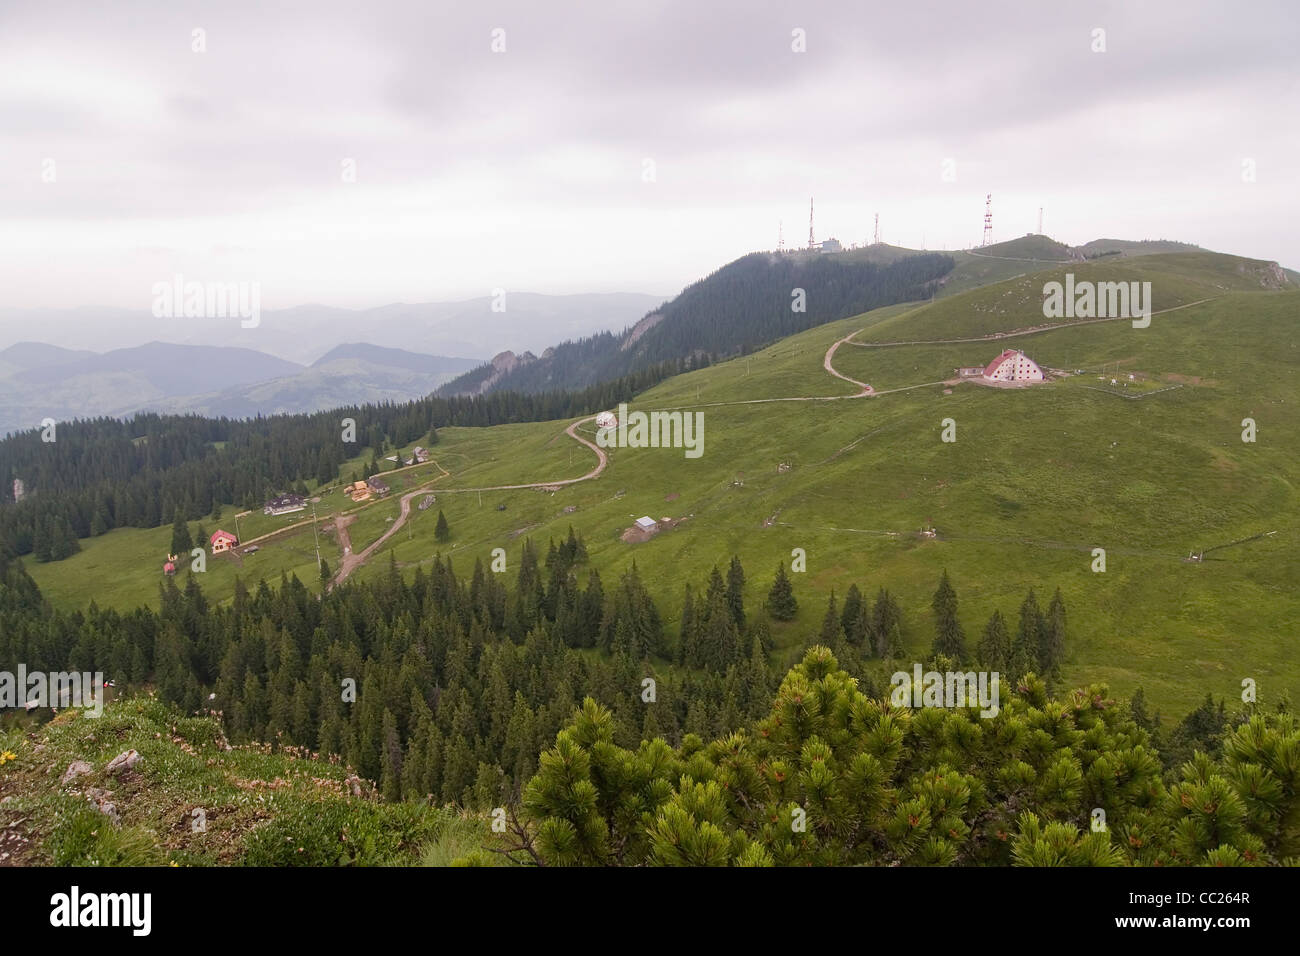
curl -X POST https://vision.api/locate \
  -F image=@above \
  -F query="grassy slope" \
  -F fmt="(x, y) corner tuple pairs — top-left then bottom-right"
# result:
(26, 252), (1299, 717)
(365, 254), (1299, 715)
(0, 698), (475, 866)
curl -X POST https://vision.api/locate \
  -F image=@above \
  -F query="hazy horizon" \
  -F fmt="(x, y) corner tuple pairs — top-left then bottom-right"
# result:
(2, 0), (1296, 322)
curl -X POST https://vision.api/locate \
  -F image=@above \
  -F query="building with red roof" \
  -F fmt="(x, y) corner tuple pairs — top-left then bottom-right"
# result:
(982, 349), (1044, 382)
(210, 529), (238, 554)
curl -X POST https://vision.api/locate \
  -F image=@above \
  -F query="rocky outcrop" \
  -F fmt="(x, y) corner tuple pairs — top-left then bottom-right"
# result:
(86, 787), (120, 825)
(104, 749), (142, 775)
(60, 761), (93, 785)
(461, 349), (538, 395)
(1237, 260), (1290, 289)
(620, 313), (663, 350)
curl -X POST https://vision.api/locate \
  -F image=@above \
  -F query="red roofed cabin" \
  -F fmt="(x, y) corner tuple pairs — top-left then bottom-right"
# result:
(210, 530), (238, 554)
(983, 349), (1044, 383)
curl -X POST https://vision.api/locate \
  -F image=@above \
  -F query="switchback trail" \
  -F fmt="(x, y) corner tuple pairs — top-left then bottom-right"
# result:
(844, 296), (1221, 349)
(330, 292), (1222, 584)
(330, 419), (607, 588)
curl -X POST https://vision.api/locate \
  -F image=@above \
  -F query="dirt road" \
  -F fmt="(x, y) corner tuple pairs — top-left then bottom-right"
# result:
(844, 296), (1222, 350)
(328, 293), (1223, 586)
(823, 331), (874, 395)
(330, 417), (607, 588)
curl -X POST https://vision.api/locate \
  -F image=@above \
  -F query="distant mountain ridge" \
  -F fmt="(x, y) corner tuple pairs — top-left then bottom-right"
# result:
(0, 292), (665, 366)
(310, 343), (482, 375)
(0, 341), (479, 436)
(10, 341), (302, 396)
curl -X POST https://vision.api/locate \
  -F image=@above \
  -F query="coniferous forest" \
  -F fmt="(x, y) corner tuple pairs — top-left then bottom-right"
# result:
(2, 542), (1293, 867)
(0, 359), (687, 564)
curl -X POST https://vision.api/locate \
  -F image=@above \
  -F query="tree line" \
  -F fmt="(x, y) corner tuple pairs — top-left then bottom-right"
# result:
(0, 356), (694, 565)
(2, 543), (1248, 824)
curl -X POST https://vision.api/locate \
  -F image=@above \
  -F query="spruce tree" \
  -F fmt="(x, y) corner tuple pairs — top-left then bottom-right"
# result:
(871, 588), (903, 658)
(171, 507), (193, 556)
(976, 610), (1011, 671)
(726, 555), (746, 632)
(765, 562), (798, 621)
(1041, 588), (1066, 673)
(434, 509), (451, 543)
(930, 570), (966, 661)
(819, 591), (844, 654)
(699, 579), (741, 673)
(1010, 590), (1043, 680)
(841, 583), (867, 646)
(677, 583), (696, 666)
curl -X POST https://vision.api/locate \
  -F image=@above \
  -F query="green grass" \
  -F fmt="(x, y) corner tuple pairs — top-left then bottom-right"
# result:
(27, 252), (1300, 718)
(27, 519), (328, 611)
(0, 698), (453, 866)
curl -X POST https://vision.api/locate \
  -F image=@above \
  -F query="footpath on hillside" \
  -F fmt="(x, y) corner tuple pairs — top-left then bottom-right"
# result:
(329, 292), (1226, 583)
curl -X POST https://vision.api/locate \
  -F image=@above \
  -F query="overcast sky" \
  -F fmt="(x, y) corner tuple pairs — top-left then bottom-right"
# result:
(1, 0), (1296, 320)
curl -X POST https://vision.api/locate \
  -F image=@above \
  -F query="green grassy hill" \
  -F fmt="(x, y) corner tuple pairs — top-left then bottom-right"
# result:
(1079, 238), (1203, 259)
(0, 698), (480, 866)
(27, 251), (1298, 717)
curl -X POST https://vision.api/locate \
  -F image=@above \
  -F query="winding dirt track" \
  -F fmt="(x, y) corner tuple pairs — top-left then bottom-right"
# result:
(330, 418), (607, 588)
(844, 296), (1221, 349)
(823, 331), (874, 395)
(331, 292), (1223, 586)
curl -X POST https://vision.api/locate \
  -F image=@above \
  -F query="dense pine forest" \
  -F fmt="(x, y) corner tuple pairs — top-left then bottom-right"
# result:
(439, 251), (956, 396)
(4, 533), (1289, 868)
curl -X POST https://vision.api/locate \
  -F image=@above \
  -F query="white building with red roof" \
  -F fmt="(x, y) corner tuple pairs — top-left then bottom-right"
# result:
(982, 349), (1044, 383)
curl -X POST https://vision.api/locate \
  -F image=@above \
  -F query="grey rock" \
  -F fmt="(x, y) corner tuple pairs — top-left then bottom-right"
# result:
(61, 760), (94, 785)
(104, 750), (141, 775)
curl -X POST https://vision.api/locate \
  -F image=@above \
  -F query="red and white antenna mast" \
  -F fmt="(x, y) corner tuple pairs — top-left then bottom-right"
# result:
(873, 212), (880, 245)
(808, 197), (816, 249)
(982, 194), (993, 246)
(778, 220), (784, 253)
